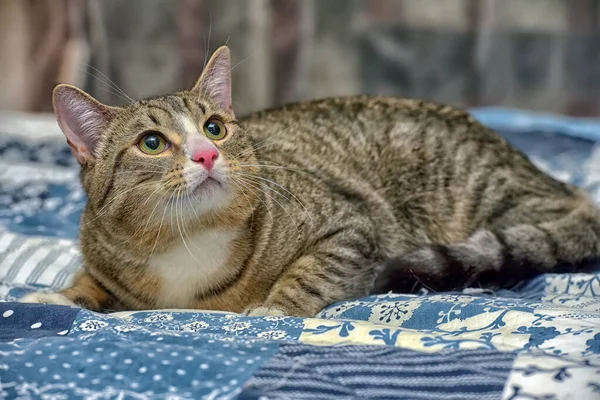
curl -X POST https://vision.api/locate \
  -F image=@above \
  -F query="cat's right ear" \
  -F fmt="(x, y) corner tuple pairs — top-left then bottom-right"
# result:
(52, 84), (121, 164)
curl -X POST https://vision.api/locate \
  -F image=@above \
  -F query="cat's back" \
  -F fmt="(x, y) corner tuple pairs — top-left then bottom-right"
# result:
(240, 95), (495, 153)
(238, 95), (501, 183)
(241, 95), (434, 145)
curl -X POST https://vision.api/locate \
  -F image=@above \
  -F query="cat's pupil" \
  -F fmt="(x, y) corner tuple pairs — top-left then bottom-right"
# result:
(206, 122), (220, 136)
(144, 136), (160, 150)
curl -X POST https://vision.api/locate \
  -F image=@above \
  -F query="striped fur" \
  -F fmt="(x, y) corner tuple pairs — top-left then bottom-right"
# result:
(20, 46), (600, 317)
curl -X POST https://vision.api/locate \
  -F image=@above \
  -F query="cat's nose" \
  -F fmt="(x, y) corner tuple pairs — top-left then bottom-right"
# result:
(192, 148), (219, 170)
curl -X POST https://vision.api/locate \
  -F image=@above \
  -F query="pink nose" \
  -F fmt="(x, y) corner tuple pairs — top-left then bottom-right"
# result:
(192, 148), (219, 170)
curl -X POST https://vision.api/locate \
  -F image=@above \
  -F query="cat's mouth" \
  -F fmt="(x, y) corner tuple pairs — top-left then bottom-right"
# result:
(190, 176), (223, 196)
(202, 176), (220, 187)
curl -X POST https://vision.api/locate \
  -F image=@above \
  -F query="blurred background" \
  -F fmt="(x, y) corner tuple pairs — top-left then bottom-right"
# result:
(1, 0), (600, 117)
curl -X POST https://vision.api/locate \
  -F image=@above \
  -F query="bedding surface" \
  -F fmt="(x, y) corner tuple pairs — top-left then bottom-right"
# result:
(1, 109), (599, 400)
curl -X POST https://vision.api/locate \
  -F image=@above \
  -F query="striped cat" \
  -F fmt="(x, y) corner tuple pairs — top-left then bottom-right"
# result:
(21, 46), (600, 317)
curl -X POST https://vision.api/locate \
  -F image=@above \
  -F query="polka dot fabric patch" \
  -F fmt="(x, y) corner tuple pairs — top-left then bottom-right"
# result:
(0, 302), (79, 341)
(0, 307), (283, 398)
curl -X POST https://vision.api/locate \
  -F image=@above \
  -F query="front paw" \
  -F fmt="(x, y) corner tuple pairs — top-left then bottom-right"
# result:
(20, 292), (77, 307)
(243, 305), (287, 317)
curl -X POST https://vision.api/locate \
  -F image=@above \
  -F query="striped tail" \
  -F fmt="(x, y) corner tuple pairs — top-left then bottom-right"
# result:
(373, 205), (600, 294)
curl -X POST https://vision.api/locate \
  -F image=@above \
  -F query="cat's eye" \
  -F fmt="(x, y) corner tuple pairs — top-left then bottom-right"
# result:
(138, 132), (169, 155)
(203, 119), (227, 140)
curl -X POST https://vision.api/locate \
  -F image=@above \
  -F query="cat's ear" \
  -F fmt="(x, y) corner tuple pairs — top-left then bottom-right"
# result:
(191, 46), (233, 114)
(52, 84), (121, 164)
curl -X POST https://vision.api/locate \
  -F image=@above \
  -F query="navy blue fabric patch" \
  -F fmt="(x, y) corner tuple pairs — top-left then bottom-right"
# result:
(241, 344), (515, 400)
(0, 302), (80, 341)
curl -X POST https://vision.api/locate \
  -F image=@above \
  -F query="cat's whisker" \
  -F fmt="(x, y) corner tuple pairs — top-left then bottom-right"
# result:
(150, 189), (176, 258)
(234, 174), (307, 229)
(231, 125), (296, 159)
(235, 176), (300, 233)
(169, 190), (176, 241)
(233, 163), (311, 177)
(140, 193), (167, 239)
(228, 178), (257, 224)
(229, 177), (255, 206)
(137, 186), (168, 240)
(96, 87), (134, 105)
(113, 168), (169, 172)
(142, 184), (167, 209)
(231, 177), (274, 223)
(118, 186), (166, 246)
(85, 69), (132, 103)
(125, 160), (173, 166)
(184, 185), (202, 223)
(116, 161), (172, 168)
(245, 125), (296, 152)
(112, 168), (175, 177)
(233, 172), (301, 207)
(77, 66), (133, 105)
(177, 184), (225, 251)
(125, 160), (172, 166)
(241, 179), (300, 234)
(203, 9), (213, 70)
(230, 55), (251, 73)
(121, 163), (174, 171)
(234, 139), (279, 158)
(80, 181), (159, 227)
(81, 64), (134, 103)
(234, 171), (299, 195)
(174, 189), (205, 268)
(179, 193), (208, 254)
(111, 170), (169, 177)
(233, 172), (314, 227)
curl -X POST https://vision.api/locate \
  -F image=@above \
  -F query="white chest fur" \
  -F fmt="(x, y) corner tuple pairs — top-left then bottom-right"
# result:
(148, 229), (238, 308)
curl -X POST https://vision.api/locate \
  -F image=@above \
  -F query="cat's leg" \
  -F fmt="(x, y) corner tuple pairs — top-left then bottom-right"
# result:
(244, 229), (378, 317)
(373, 196), (600, 294)
(20, 270), (116, 311)
(244, 253), (371, 318)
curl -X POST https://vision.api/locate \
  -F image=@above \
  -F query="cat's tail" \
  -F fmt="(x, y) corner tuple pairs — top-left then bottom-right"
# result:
(372, 202), (600, 294)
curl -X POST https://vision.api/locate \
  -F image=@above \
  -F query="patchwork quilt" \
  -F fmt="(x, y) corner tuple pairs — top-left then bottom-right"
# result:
(0, 108), (599, 400)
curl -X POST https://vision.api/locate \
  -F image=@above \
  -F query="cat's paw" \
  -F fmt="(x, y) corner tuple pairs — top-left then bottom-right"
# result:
(20, 292), (77, 307)
(243, 305), (286, 317)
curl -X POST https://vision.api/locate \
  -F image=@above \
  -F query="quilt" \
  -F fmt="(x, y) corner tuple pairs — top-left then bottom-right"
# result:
(0, 108), (599, 400)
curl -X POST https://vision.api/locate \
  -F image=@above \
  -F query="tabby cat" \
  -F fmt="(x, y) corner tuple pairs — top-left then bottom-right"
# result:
(21, 46), (600, 317)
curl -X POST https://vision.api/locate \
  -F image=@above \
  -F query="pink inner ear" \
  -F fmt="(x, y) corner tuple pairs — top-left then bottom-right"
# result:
(194, 48), (233, 112)
(54, 87), (110, 163)
(205, 64), (232, 111)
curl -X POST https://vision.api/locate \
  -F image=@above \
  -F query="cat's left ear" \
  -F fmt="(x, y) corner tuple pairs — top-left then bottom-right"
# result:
(191, 46), (233, 115)
(52, 84), (121, 164)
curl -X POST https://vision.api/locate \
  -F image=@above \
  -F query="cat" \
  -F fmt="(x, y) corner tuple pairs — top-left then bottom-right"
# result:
(20, 46), (600, 317)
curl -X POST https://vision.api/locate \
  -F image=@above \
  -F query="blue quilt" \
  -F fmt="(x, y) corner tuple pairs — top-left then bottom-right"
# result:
(1, 108), (599, 400)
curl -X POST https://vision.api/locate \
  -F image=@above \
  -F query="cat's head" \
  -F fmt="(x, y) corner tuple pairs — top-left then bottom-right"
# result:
(53, 46), (260, 240)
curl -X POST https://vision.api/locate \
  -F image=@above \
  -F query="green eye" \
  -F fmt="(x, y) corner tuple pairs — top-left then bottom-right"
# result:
(203, 119), (227, 140)
(138, 133), (168, 155)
